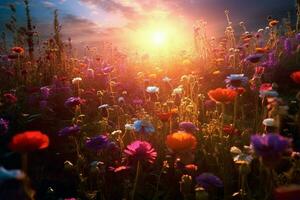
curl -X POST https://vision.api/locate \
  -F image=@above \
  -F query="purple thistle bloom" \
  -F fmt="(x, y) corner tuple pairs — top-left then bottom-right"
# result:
(196, 173), (223, 190)
(85, 135), (111, 151)
(179, 121), (199, 133)
(225, 74), (248, 88)
(296, 33), (300, 41)
(251, 134), (291, 159)
(64, 97), (85, 108)
(124, 140), (157, 163)
(58, 125), (80, 136)
(0, 118), (9, 135)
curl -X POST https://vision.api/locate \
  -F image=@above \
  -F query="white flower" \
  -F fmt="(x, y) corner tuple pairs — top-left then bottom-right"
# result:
(172, 86), (183, 95)
(262, 118), (275, 127)
(111, 130), (122, 135)
(230, 146), (242, 154)
(146, 86), (159, 93)
(125, 123), (134, 131)
(98, 104), (109, 109)
(162, 76), (171, 83)
(72, 77), (82, 84)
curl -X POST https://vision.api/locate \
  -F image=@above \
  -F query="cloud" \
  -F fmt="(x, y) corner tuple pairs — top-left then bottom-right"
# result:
(42, 1), (56, 9)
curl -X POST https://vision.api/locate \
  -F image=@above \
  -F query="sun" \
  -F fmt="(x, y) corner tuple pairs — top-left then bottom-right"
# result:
(152, 31), (167, 46)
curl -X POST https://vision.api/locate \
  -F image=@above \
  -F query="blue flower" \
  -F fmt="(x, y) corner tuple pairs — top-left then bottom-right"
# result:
(196, 173), (223, 190)
(133, 120), (155, 134)
(58, 125), (80, 136)
(0, 167), (24, 182)
(225, 74), (248, 88)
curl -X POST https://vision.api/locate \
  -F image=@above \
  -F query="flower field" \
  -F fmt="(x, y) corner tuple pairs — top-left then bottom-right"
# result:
(1, 1), (300, 200)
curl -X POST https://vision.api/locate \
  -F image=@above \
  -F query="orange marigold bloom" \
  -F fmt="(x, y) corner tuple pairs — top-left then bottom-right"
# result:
(11, 47), (24, 54)
(10, 131), (49, 152)
(269, 20), (279, 27)
(166, 131), (197, 152)
(208, 88), (237, 104)
(291, 71), (300, 84)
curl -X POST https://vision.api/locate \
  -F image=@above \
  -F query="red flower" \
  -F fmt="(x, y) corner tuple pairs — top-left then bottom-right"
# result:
(274, 185), (300, 200)
(223, 125), (241, 136)
(10, 131), (49, 152)
(235, 87), (246, 95)
(208, 88), (237, 104)
(290, 71), (300, 84)
(11, 47), (24, 54)
(3, 93), (17, 104)
(260, 83), (273, 92)
(156, 112), (173, 122)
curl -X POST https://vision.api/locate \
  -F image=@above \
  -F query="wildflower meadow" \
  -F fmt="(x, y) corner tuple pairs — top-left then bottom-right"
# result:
(0, 1), (300, 200)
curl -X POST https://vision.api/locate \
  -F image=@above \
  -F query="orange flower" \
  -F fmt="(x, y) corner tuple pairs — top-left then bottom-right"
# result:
(269, 20), (279, 27)
(11, 47), (24, 54)
(291, 71), (300, 84)
(10, 131), (49, 152)
(166, 131), (197, 152)
(208, 88), (237, 104)
(255, 47), (268, 53)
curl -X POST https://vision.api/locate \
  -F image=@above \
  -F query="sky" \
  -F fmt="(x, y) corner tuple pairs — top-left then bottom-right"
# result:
(0, 0), (297, 53)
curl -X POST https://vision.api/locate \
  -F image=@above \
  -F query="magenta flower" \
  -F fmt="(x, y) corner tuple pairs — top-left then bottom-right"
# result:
(124, 140), (157, 164)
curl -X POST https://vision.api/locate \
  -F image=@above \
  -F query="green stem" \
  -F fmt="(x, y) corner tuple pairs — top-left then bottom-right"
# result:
(132, 161), (141, 200)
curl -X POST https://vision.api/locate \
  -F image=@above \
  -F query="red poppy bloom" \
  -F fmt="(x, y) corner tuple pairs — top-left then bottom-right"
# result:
(156, 112), (173, 122)
(208, 88), (237, 104)
(10, 131), (49, 152)
(290, 71), (300, 84)
(11, 47), (24, 54)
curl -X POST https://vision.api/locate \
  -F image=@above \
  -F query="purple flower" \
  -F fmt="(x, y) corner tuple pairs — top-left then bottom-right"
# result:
(64, 97), (85, 108)
(124, 140), (157, 163)
(58, 125), (80, 136)
(251, 134), (291, 159)
(0, 118), (9, 135)
(296, 33), (300, 41)
(179, 122), (198, 133)
(225, 74), (248, 88)
(102, 65), (114, 74)
(40, 86), (50, 99)
(85, 135), (111, 151)
(204, 100), (216, 111)
(245, 54), (263, 63)
(284, 38), (292, 54)
(195, 173), (223, 190)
